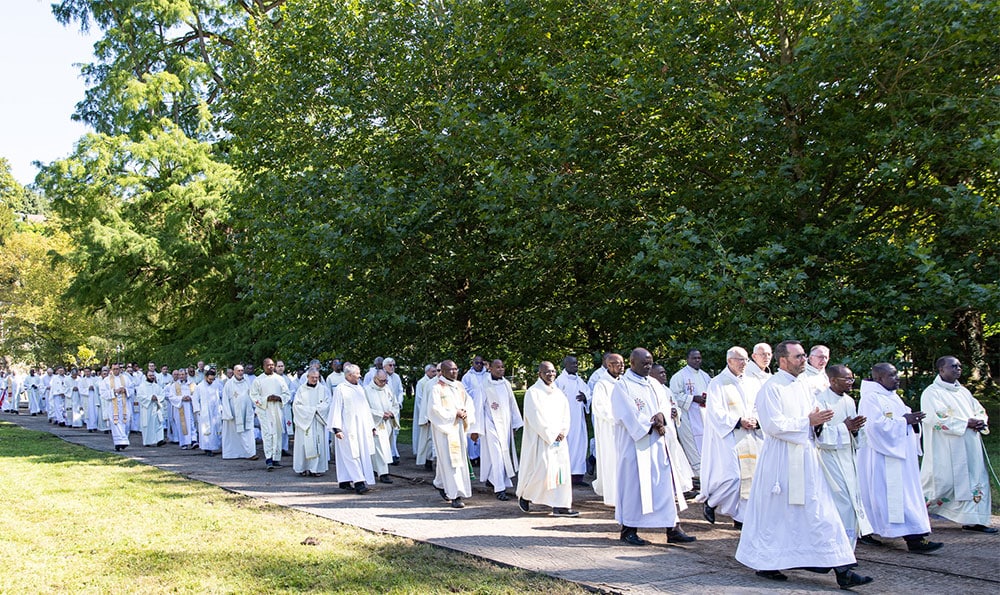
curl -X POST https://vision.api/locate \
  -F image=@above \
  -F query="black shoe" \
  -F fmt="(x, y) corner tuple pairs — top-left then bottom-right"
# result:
(339, 482), (352, 490)
(518, 497), (530, 513)
(666, 527), (696, 543)
(858, 534), (882, 546)
(755, 570), (787, 581)
(620, 532), (651, 546)
(380, 475), (393, 484)
(906, 538), (943, 553)
(451, 498), (465, 508)
(962, 524), (999, 534)
(282, 449), (292, 457)
(423, 460), (434, 471)
(438, 488), (449, 501)
(190, 443), (199, 450)
(354, 482), (370, 495)
(266, 464), (274, 471)
(271, 461), (284, 468)
(496, 491), (510, 501)
(391, 456), (400, 466)
(156, 440), (166, 447)
(836, 570), (873, 590)
(552, 508), (580, 517)
(683, 490), (698, 500)
(586, 454), (596, 476)
(703, 504), (716, 524)
(733, 521), (743, 530)
(470, 458), (480, 467)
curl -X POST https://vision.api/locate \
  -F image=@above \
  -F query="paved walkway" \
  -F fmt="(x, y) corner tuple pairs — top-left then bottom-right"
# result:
(8, 412), (999, 593)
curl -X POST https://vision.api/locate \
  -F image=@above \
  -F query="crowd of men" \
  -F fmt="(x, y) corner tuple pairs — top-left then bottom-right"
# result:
(0, 343), (993, 590)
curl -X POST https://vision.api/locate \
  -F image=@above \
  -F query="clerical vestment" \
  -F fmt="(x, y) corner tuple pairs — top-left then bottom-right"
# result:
(517, 379), (572, 509)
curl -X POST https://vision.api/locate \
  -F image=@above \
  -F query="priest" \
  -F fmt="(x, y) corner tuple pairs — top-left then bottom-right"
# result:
(591, 353), (625, 506)
(220, 365), (258, 460)
(428, 360), (477, 509)
(250, 358), (291, 471)
(554, 355), (591, 486)
(365, 370), (400, 483)
(735, 340), (871, 589)
(135, 368), (166, 447)
(412, 364), (438, 470)
(920, 356), (995, 533)
(517, 362), (577, 517)
(700, 347), (763, 530)
(669, 350), (710, 476)
(194, 369), (223, 455)
(165, 369), (198, 450)
(858, 363), (942, 553)
(328, 363), (376, 494)
(478, 359), (523, 501)
(292, 369), (331, 477)
(101, 363), (132, 451)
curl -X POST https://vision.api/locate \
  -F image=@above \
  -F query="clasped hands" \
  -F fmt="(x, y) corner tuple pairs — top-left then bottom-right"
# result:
(649, 412), (667, 436)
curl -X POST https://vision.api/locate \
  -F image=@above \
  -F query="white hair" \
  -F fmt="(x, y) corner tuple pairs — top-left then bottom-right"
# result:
(753, 343), (771, 354)
(343, 363), (361, 376)
(383, 357), (396, 367)
(424, 364), (435, 372)
(727, 346), (749, 359)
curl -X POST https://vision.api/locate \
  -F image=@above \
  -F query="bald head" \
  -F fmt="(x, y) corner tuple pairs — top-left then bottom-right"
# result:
(629, 348), (652, 377)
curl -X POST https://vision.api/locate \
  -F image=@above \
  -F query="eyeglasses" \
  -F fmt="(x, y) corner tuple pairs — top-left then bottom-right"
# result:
(832, 376), (855, 382)
(786, 354), (807, 360)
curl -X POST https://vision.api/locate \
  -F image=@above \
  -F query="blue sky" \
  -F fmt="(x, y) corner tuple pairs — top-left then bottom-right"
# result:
(1, 1), (98, 186)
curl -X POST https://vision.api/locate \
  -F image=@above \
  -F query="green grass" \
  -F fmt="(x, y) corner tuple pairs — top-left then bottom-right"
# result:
(0, 421), (585, 594)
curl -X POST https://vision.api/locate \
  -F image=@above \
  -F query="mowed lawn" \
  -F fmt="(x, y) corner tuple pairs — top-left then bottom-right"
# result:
(0, 422), (584, 594)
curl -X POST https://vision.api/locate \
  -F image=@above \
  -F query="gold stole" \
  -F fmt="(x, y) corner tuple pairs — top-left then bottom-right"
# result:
(175, 383), (189, 435)
(109, 374), (122, 423)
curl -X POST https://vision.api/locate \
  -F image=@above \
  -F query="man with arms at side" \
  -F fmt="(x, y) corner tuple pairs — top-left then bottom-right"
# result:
(365, 370), (399, 484)
(136, 368), (166, 447)
(413, 364), (438, 470)
(194, 369), (223, 456)
(250, 358), (291, 471)
(592, 353), (625, 506)
(328, 363), (376, 494)
(517, 362), (578, 517)
(220, 365), (258, 460)
(920, 356), (995, 533)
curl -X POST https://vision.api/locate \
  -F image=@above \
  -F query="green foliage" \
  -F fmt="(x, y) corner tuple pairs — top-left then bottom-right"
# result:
(222, 0), (998, 376)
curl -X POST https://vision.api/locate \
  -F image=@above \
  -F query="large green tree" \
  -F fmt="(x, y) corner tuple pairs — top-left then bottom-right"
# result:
(223, 0), (997, 381)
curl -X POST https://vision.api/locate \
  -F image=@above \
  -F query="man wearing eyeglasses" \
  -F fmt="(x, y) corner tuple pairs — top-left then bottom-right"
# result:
(816, 365), (874, 546)
(799, 345), (831, 397)
(919, 356), (995, 534)
(736, 340), (871, 589)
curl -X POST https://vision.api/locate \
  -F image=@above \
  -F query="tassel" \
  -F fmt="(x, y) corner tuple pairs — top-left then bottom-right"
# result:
(771, 480), (781, 495)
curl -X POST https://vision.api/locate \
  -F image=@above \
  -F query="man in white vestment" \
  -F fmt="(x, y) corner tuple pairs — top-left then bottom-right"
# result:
(136, 369), (166, 447)
(798, 345), (831, 397)
(292, 369), (331, 477)
(554, 355), (591, 486)
(920, 356), (995, 533)
(362, 357), (383, 386)
(701, 347), (763, 529)
(326, 359), (345, 389)
(250, 358), (290, 471)
(276, 360), (296, 456)
(27, 369), (42, 415)
(429, 360), (477, 509)
(461, 355), (489, 464)
(591, 353), (625, 506)
(67, 368), (85, 427)
(670, 350), (710, 476)
(365, 370), (400, 483)
(81, 368), (100, 431)
(479, 359), (523, 500)
(587, 353), (612, 392)
(413, 364), (438, 470)
(328, 363), (376, 494)
(41, 367), (53, 416)
(382, 358), (405, 464)
(166, 369), (198, 449)
(194, 369), (223, 455)
(49, 366), (70, 426)
(192, 361), (206, 385)
(101, 363), (131, 451)
(735, 340), (871, 589)
(517, 362), (578, 517)
(2, 369), (20, 414)
(815, 365), (874, 545)
(612, 348), (696, 545)
(157, 365), (173, 387)
(858, 363), (942, 553)
(220, 365), (257, 460)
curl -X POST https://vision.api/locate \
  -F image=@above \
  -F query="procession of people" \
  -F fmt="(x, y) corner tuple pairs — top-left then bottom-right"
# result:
(1, 345), (994, 590)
